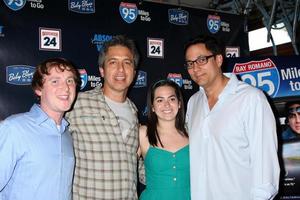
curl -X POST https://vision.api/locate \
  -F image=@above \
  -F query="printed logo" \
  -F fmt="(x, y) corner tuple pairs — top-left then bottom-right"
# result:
(0, 26), (5, 37)
(119, 2), (138, 24)
(142, 106), (148, 117)
(77, 68), (102, 89)
(207, 15), (221, 34)
(167, 73), (183, 87)
(168, 9), (189, 25)
(221, 21), (230, 32)
(225, 46), (240, 58)
(280, 67), (300, 94)
(28, 0), (44, 9)
(69, 0), (95, 14)
(88, 74), (102, 88)
(6, 65), (35, 85)
(233, 58), (280, 97)
(3, 0), (26, 11)
(91, 34), (113, 52)
(138, 9), (151, 22)
(133, 70), (147, 88)
(147, 38), (164, 58)
(78, 69), (88, 90)
(182, 79), (193, 90)
(39, 27), (62, 51)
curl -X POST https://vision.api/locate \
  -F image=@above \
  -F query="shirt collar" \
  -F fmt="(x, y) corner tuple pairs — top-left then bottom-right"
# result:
(28, 104), (69, 129)
(221, 73), (239, 96)
(94, 86), (138, 113)
(198, 73), (239, 97)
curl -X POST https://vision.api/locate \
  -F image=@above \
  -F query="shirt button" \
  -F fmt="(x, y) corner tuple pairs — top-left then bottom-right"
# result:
(173, 177), (177, 181)
(173, 154), (176, 158)
(173, 165), (176, 169)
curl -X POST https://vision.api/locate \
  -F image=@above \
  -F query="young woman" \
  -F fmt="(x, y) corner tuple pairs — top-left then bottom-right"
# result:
(138, 79), (190, 200)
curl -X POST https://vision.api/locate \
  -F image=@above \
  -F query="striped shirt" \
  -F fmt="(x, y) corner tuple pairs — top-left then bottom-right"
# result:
(66, 87), (139, 200)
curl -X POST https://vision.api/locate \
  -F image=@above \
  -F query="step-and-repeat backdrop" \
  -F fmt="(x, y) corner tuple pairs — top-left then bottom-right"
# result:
(0, 0), (248, 122)
(2, 0), (299, 199)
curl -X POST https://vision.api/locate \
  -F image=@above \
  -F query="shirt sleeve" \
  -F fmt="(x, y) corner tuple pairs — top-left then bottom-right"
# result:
(0, 121), (22, 191)
(246, 92), (280, 200)
(138, 156), (146, 185)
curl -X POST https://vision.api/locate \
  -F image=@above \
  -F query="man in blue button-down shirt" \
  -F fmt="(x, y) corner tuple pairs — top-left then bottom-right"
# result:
(0, 58), (79, 200)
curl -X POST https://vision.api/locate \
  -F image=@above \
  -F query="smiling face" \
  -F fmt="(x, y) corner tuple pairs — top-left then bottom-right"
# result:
(100, 45), (136, 98)
(35, 67), (76, 123)
(288, 103), (300, 134)
(185, 43), (223, 89)
(152, 85), (180, 122)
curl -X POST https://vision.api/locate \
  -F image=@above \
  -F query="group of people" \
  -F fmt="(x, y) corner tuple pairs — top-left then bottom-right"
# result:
(0, 34), (280, 200)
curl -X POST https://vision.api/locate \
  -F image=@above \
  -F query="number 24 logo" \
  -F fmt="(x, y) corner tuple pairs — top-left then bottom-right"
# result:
(150, 45), (161, 54)
(43, 37), (57, 47)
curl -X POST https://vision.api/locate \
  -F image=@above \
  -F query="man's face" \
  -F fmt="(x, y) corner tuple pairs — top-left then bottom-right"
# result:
(100, 45), (136, 95)
(185, 43), (223, 89)
(35, 67), (76, 119)
(288, 103), (300, 134)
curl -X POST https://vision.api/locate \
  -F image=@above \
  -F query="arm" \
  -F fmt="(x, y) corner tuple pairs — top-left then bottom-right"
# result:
(247, 92), (280, 200)
(0, 121), (22, 191)
(138, 125), (149, 158)
(138, 125), (149, 185)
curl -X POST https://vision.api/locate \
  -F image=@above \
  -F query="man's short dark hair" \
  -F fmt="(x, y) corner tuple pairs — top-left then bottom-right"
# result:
(184, 35), (225, 57)
(98, 35), (139, 69)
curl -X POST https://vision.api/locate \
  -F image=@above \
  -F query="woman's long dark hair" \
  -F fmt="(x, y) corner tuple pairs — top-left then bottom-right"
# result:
(146, 79), (188, 147)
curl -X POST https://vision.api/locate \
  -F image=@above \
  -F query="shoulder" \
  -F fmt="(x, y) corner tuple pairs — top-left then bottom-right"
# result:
(0, 113), (28, 141)
(139, 125), (150, 157)
(67, 87), (104, 117)
(188, 90), (203, 104)
(2, 112), (29, 127)
(76, 87), (103, 101)
(139, 125), (148, 139)
(236, 80), (267, 101)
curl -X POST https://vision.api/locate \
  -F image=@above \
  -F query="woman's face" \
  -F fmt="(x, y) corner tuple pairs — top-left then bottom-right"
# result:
(152, 85), (180, 122)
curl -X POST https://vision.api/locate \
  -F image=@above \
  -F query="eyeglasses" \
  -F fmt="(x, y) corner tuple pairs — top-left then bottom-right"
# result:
(184, 54), (215, 70)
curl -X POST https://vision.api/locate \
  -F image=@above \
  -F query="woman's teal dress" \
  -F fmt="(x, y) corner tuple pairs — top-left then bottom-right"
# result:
(140, 145), (190, 200)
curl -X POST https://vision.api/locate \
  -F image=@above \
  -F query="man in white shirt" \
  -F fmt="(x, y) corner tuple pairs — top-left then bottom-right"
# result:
(184, 35), (280, 200)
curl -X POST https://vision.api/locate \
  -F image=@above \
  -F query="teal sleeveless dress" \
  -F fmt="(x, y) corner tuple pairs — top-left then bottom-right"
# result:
(139, 145), (190, 200)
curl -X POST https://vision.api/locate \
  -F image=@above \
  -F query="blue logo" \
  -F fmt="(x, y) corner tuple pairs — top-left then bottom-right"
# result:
(68, 0), (95, 14)
(119, 2), (138, 24)
(142, 106), (148, 117)
(168, 9), (189, 25)
(167, 73), (183, 87)
(78, 69), (88, 90)
(91, 34), (113, 52)
(133, 70), (147, 88)
(0, 26), (4, 37)
(3, 0), (26, 11)
(233, 59), (280, 98)
(207, 15), (221, 34)
(6, 65), (35, 85)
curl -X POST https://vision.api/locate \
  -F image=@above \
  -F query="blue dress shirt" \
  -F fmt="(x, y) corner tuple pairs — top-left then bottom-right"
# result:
(0, 104), (74, 200)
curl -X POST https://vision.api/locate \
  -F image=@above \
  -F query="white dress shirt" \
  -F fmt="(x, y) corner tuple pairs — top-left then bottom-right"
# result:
(186, 73), (280, 200)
